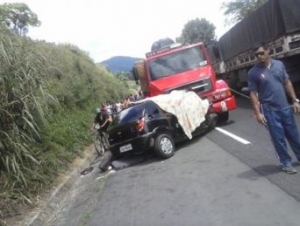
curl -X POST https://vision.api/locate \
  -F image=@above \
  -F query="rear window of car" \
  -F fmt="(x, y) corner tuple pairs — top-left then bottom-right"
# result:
(111, 103), (146, 125)
(145, 101), (160, 115)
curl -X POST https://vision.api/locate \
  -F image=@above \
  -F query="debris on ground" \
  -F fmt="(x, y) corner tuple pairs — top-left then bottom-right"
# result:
(80, 166), (94, 176)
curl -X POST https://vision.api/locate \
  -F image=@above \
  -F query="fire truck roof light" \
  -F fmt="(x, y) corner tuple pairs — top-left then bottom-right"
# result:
(145, 43), (183, 58)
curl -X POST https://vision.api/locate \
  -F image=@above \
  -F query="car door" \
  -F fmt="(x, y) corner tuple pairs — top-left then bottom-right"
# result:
(145, 101), (179, 138)
(144, 101), (163, 131)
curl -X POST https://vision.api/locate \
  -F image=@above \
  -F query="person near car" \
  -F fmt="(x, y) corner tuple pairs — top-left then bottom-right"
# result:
(122, 97), (131, 109)
(247, 42), (300, 174)
(114, 101), (122, 113)
(90, 107), (102, 131)
(100, 107), (112, 131)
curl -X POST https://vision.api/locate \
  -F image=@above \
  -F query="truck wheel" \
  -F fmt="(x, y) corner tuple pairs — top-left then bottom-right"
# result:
(154, 133), (175, 159)
(207, 113), (218, 131)
(218, 112), (229, 123)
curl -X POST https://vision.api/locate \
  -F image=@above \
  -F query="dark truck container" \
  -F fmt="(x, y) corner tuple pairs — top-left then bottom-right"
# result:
(208, 0), (300, 94)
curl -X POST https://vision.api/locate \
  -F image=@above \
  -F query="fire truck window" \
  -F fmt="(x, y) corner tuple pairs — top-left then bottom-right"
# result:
(149, 47), (206, 80)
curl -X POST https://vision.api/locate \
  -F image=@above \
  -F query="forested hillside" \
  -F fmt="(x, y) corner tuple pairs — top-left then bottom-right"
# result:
(100, 56), (141, 73)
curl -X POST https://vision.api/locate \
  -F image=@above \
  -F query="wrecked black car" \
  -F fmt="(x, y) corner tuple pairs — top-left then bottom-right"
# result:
(107, 97), (217, 159)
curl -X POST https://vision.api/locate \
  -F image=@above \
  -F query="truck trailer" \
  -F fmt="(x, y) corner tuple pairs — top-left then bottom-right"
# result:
(208, 0), (300, 94)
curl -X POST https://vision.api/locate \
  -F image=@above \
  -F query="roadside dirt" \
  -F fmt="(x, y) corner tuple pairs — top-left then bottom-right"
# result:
(1, 144), (97, 226)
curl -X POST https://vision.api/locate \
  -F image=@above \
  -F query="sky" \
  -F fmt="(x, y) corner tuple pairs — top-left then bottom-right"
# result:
(0, 0), (233, 62)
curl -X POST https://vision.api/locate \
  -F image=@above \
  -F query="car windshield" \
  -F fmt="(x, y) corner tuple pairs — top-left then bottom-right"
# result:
(148, 46), (207, 81)
(111, 103), (146, 125)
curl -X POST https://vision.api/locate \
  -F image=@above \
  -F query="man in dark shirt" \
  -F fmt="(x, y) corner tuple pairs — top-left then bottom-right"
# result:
(248, 43), (300, 174)
(90, 107), (112, 149)
(100, 109), (112, 131)
(90, 108), (103, 131)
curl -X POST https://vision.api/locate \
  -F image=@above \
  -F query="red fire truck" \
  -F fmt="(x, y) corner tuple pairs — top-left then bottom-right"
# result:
(132, 39), (236, 121)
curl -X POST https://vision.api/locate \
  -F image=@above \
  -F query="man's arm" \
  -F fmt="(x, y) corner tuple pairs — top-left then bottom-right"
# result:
(249, 91), (260, 116)
(284, 78), (297, 101)
(250, 91), (267, 125)
(100, 114), (110, 128)
(90, 116), (97, 130)
(100, 119), (108, 128)
(284, 78), (300, 113)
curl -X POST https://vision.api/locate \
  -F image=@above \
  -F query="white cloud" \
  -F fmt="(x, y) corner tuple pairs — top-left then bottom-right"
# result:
(0, 0), (232, 62)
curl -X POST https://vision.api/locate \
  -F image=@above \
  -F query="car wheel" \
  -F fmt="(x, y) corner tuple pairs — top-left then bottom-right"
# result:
(154, 133), (175, 159)
(218, 111), (229, 123)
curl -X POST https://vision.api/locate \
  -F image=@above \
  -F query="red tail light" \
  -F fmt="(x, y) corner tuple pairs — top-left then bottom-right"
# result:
(136, 117), (145, 132)
(208, 89), (232, 102)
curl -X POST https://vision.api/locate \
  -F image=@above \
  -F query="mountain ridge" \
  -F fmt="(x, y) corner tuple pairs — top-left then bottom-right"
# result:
(99, 56), (142, 73)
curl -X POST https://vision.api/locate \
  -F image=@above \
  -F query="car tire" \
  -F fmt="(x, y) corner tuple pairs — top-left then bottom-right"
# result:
(154, 133), (175, 159)
(206, 113), (218, 131)
(218, 111), (229, 123)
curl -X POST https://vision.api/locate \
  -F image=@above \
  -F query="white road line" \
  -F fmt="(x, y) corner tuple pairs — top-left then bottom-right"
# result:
(215, 127), (251, 145)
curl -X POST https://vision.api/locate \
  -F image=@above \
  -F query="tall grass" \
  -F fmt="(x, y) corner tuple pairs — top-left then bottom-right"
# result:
(0, 27), (134, 218)
(0, 28), (56, 217)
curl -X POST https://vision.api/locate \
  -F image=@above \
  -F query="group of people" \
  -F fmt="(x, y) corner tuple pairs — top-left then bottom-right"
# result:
(90, 92), (145, 136)
(102, 92), (145, 118)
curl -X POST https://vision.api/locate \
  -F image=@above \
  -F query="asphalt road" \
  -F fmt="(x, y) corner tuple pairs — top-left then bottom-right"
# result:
(207, 96), (300, 202)
(45, 96), (300, 226)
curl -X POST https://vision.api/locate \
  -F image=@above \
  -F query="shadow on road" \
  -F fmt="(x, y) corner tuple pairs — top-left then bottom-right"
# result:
(237, 164), (282, 179)
(102, 132), (210, 172)
(235, 95), (253, 110)
(216, 120), (236, 128)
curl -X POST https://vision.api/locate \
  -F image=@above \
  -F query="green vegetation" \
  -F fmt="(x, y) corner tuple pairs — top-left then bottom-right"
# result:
(222, 0), (267, 25)
(80, 212), (91, 226)
(176, 18), (216, 45)
(0, 26), (134, 218)
(0, 2), (40, 36)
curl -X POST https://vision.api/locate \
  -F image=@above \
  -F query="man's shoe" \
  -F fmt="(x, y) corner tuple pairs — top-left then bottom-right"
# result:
(282, 165), (298, 174)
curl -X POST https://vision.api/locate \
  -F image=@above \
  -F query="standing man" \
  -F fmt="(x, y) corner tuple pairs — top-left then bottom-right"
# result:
(247, 42), (300, 174)
(99, 107), (112, 149)
(100, 107), (112, 132)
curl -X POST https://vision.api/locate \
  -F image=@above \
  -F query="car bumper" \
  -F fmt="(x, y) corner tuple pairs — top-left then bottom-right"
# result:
(109, 131), (156, 157)
(210, 96), (236, 113)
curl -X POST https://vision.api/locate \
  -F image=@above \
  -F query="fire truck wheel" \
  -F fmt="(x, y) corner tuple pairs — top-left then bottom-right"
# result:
(154, 133), (175, 159)
(218, 112), (229, 122)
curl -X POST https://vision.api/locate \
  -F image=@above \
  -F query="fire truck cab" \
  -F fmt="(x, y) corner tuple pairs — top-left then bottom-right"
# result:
(132, 40), (236, 121)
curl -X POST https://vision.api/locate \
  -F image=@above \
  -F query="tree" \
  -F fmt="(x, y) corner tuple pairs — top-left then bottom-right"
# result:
(222, 0), (267, 25)
(115, 71), (133, 81)
(0, 3), (41, 36)
(176, 18), (216, 45)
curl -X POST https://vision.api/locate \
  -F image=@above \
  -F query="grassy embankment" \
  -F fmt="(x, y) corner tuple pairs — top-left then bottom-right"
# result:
(0, 27), (136, 220)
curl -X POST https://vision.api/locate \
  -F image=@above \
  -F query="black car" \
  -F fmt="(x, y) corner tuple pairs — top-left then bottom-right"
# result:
(107, 100), (216, 159)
